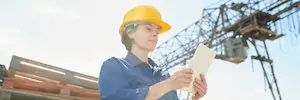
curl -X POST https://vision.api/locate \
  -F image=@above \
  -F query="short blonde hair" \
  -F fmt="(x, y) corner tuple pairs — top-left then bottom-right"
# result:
(120, 23), (139, 51)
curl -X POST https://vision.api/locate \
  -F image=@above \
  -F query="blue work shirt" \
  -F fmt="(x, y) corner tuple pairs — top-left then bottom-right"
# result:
(99, 51), (179, 100)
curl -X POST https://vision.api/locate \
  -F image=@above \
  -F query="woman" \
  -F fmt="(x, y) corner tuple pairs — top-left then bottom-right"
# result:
(99, 5), (207, 100)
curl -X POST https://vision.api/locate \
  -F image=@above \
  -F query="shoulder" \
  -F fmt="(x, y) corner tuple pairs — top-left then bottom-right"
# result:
(100, 57), (123, 72)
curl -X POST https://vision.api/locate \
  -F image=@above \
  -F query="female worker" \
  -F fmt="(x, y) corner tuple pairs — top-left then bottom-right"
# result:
(99, 5), (207, 100)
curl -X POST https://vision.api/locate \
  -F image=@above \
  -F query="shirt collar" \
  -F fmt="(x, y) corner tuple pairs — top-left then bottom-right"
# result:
(125, 51), (162, 75)
(124, 51), (158, 67)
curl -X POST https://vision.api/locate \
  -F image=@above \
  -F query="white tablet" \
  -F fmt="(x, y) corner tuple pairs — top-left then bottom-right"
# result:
(181, 44), (215, 93)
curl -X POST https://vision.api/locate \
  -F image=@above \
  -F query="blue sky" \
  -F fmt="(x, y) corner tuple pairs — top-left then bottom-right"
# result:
(0, 0), (299, 100)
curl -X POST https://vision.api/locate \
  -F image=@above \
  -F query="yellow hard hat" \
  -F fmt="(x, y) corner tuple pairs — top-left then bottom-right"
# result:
(119, 5), (171, 34)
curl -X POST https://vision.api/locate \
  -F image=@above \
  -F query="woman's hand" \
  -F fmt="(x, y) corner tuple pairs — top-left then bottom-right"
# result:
(166, 68), (194, 90)
(192, 74), (207, 100)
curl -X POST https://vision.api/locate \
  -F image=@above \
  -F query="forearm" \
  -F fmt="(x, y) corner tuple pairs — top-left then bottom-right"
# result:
(145, 80), (173, 100)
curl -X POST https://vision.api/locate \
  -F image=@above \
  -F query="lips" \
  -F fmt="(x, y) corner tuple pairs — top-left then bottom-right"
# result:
(148, 40), (157, 42)
(148, 40), (157, 44)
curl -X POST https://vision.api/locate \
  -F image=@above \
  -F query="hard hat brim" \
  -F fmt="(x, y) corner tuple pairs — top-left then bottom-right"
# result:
(119, 19), (171, 34)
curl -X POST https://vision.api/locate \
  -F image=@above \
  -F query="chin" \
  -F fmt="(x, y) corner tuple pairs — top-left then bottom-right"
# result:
(146, 48), (155, 52)
(145, 47), (156, 52)
(149, 48), (155, 52)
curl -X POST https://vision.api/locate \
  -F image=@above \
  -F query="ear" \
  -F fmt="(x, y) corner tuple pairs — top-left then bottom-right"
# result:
(127, 31), (135, 39)
(126, 24), (139, 39)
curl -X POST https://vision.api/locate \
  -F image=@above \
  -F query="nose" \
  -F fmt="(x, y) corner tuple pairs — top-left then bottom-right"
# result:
(149, 31), (158, 41)
(152, 31), (158, 36)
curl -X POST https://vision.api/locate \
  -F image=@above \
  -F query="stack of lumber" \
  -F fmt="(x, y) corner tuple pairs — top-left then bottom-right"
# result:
(0, 55), (101, 100)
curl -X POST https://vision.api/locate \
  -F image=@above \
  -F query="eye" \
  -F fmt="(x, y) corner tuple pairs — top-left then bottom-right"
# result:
(146, 27), (152, 31)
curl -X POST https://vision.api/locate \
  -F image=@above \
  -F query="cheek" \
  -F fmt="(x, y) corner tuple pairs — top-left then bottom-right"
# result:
(132, 31), (157, 48)
(135, 36), (156, 48)
(134, 35), (148, 44)
(134, 38), (144, 44)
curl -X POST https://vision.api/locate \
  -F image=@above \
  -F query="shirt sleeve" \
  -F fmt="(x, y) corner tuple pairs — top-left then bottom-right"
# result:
(163, 73), (180, 100)
(98, 58), (149, 100)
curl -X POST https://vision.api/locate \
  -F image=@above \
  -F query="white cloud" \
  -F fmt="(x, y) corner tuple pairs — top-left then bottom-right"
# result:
(41, 6), (61, 17)
(35, 5), (81, 21)
(0, 28), (20, 46)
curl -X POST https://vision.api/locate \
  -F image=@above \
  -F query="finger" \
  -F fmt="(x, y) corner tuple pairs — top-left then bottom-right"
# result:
(196, 78), (206, 89)
(182, 68), (193, 74)
(200, 85), (205, 93)
(178, 70), (192, 77)
(193, 82), (201, 92)
(202, 80), (207, 87)
(179, 76), (193, 84)
(181, 77), (193, 84)
(177, 74), (192, 82)
(177, 69), (192, 77)
(195, 77), (201, 84)
(187, 68), (194, 74)
(196, 87), (205, 98)
(182, 81), (192, 87)
(183, 71), (193, 77)
(200, 74), (207, 86)
(183, 74), (193, 80)
(194, 79), (207, 95)
(183, 79), (193, 84)
(199, 91), (205, 98)
(199, 85), (207, 96)
(193, 79), (202, 89)
(192, 81), (197, 90)
(197, 77), (207, 88)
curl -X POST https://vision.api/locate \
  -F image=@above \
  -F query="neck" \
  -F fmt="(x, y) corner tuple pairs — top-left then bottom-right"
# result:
(131, 46), (149, 63)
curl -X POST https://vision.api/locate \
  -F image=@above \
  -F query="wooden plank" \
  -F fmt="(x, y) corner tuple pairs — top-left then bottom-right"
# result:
(67, 85), (100, 98)
(4, 77), (60, 93)
(12, 64), (97, 89)
(7, 70), (16, 77)
(72, 90), (101, 99)
(0, 91), (11, 100)
(0, 88), (100, 100)
(13, 82), (46, 92)
(67, 85), (98, 93)
(9, 56), (98, 89)
(60, 86), (71, 96)
(11, 55), (98, 81)
(9, 56), (21, 75)
(6, 77), (98, 94)
(2, 79), (14, 89)
(15, 71), (59, 84)
(4, 77), (100, 99)
(0, 88), (71, 100)
(64, 84), (100, 98)
(7, 55), (100, 98)
(18, 64), (65, 80)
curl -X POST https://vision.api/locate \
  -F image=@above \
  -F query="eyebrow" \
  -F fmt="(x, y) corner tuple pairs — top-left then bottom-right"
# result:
(142, 24), (161, 30)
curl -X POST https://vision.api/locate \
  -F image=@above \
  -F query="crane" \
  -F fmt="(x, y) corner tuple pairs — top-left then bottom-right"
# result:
(150, 0), (300, 100)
